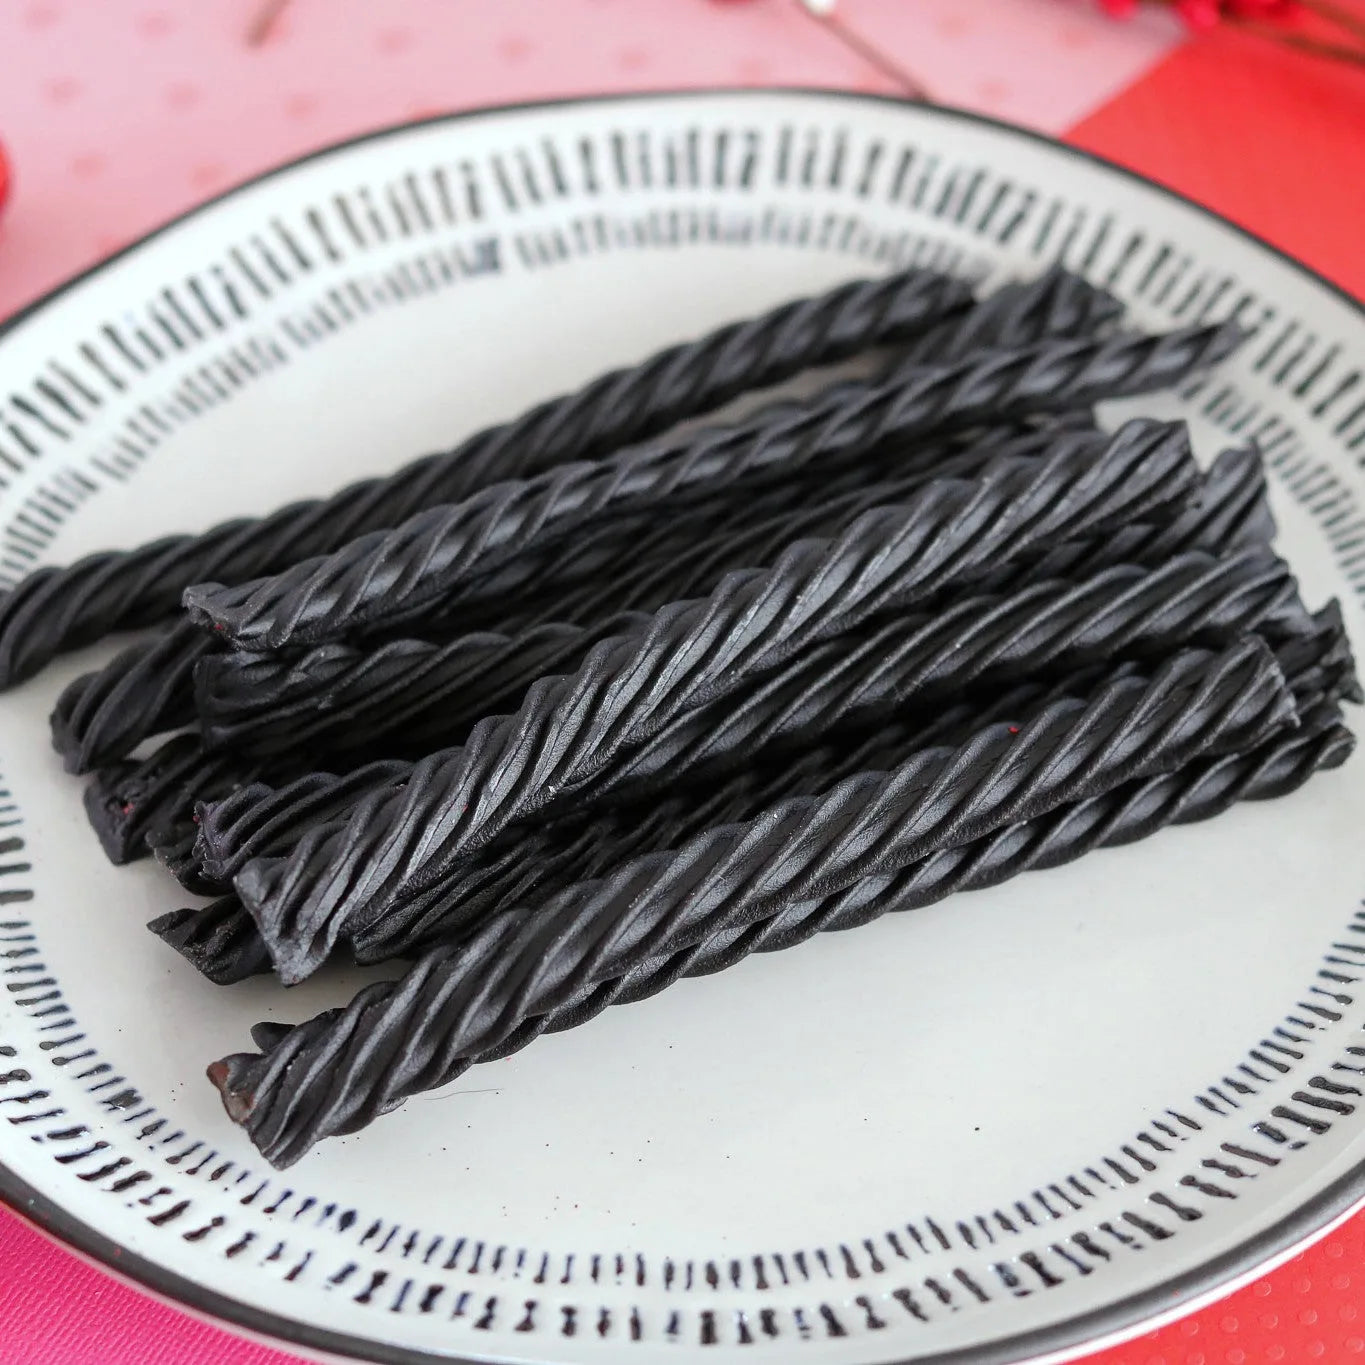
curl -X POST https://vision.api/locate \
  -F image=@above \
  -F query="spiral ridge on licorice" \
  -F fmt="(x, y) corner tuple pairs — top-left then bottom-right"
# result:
(0, 267), (982, 687)
(223, 419), (1198, 978)
(209, 637), (1300, 1165)
(184, 324), (1239, 652)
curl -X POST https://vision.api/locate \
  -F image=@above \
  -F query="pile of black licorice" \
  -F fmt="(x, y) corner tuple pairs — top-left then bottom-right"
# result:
(0, 265), (1357, 1169)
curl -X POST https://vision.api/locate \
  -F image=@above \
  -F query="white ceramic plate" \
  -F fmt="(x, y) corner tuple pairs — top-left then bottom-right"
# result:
(1, 90), (1363, 1365)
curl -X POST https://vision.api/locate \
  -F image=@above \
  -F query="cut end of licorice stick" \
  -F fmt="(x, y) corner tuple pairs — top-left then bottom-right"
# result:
(206, 1056), (258, 1125)
(148, 900), (274, 985)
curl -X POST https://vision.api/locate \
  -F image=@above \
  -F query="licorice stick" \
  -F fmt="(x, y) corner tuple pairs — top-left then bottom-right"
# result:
(984, 444), (1277, 592)
(192, 423), (1096, 761)
(595, 548), (1310, 798)
(51, 621), (212, 774)
(49, 270), (1116, 770)
(0, 267), (977, 688)
(193, 684), (1350, 1047)
(526, 697), (1353, 1065)
(208, 638), (1296, 1165)
(152, 671), (1107, 981)
(195, 613), (652, 763)
(893, 266), (1120, 365)
(443, 428), (1266, 652)
(184, 425), (1219, 881)
(452, 416), (1101, 643)
(217, 550), (1311, 982)
(151, 897), (275, 985)
(187, 759), (415, 887)
(160, 603), (1355, 988)
(198, 547), (1305, 899)
(184, 323), (1241, 652)
(49, 421), (1089, 775)
(82, 734), (242, 866)
(222, 420), (1198, 973)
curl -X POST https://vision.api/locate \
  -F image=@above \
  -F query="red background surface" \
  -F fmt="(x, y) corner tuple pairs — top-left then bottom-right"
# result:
(1, 5), (1364, 1364)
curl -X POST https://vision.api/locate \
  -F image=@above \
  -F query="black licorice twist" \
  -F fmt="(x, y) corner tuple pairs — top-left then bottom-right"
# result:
(524, 696), (1353, 1071)
(442, 425), (1261, 654)
(176, 441), (1267, 915)
(893, 267), (1121, 366)
(593, 548), (1311, 798)
(50, 428), (1091, 776)
(224, 420), (1200, 970)
(0, 267), (978, 688)
(353, 619), (1356, 975)
(51, 421), (1031, 774)
(188, 760), (417, 888)
(195, 616), (647, 764)
(997, 444), (1277, 590)
(49, 272), (1116, 772)
(158, 603), (1356, 987)
(192, 424), (1100, 761)
(151, 672), (1114, 982)
(184, 323), (1243, 652)
(83, 734), (241, 866)
(462, 416), (1103, 644)
(201, 548), (1305, 908)
(211, 550), (1312, 982)
(208, 638), (1297, 1165)
(51, 620), (212, 774)
(151, 896), (276, 985)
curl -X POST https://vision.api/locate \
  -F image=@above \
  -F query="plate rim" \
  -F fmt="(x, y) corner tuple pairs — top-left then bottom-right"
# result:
(1, 85), (1362, 1365)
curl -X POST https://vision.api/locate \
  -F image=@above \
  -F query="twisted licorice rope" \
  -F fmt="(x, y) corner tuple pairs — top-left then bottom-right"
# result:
(357, 607), (1358, 974)
(150, 896), (276, 985)
(195, 612), (653, 761)
(48, 422), (1028, 774)
(206, 546), (1304, 901)
(175, 269), (1114, 672)
(457, 415), (1102, 643)
(208, 637), (1296, 1165)
(50, 621), (212, 774)
(893, 267), (1120, 366)
(48, 430), (1095, 776)
(158, 602), (1357, 987)
(47, 269), (1115, 770)
(342, 668), (1141, 969)
(595, 548), (1310, 798)
(526, 696), (1354, 1062)
(182, 759), (415, 889)
(82, 734), (242, 865)
(184, 323), (1242, 652)
(192, 423), (1096, 761)
(151, 669), (1098, 981)
(0, 267), (979, 688)
(438, 424), (1262, 653)
(222, 419), (1199, 976)
(209, 550), (1310, 980)
(179, 427), (1234, 890)
(976, 445), (1275, 598)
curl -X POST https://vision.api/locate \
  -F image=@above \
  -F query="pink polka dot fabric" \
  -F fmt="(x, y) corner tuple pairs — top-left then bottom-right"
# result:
(0, 0), (1180, 320)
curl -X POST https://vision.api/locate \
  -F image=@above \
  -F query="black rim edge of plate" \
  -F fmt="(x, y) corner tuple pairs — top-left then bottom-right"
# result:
(0, 86), (1362, 1365)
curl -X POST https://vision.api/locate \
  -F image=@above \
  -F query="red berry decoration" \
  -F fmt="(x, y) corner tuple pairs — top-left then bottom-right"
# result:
(0, 140), (11, 218)
(1096, 0), (1363, 66)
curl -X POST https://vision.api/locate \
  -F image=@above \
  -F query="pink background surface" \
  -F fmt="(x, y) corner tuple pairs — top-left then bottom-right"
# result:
(0, 0), (1179, 320)
(3, 2), (1364, 1364)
